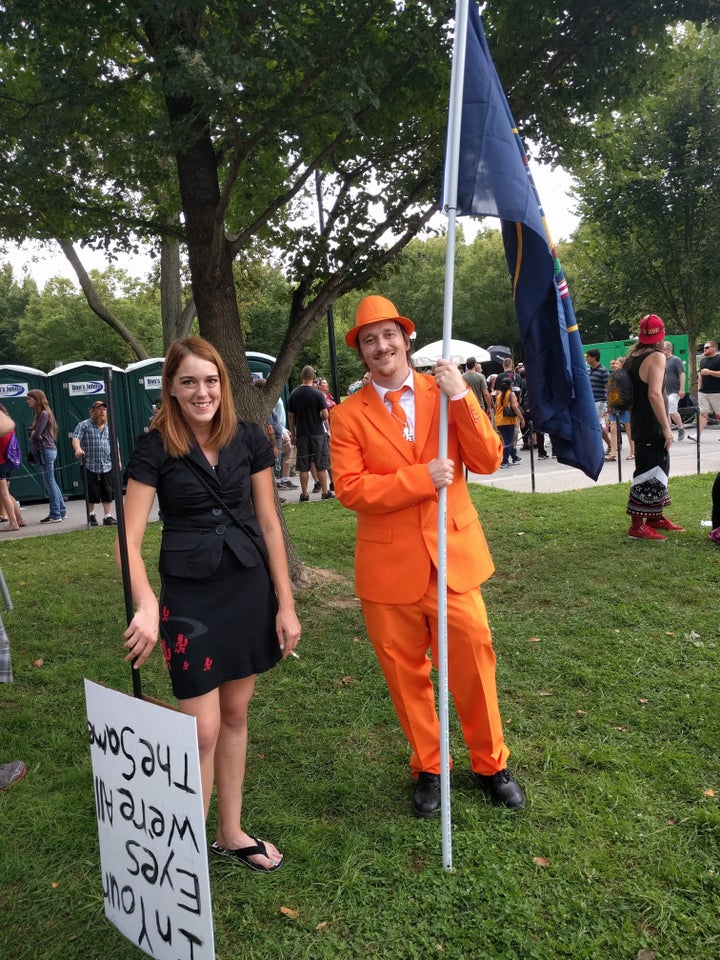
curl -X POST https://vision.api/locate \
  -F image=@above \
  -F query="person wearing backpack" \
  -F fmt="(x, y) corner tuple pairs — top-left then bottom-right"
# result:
(607, 357), (635, 461)
(624, 315), (684, 541)
(495, 383), (525, 468)
(0, 404), (25, 532)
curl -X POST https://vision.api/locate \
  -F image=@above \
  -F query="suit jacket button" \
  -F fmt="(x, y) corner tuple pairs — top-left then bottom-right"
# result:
(215, 524), (226, 535)
(211, 507), (223, 517)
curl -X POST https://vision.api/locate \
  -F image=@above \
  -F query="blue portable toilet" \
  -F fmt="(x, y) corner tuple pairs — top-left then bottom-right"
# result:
(0, 364), (49, 502)
(46, 361), (129, 498)
(125, 358), (164, 446)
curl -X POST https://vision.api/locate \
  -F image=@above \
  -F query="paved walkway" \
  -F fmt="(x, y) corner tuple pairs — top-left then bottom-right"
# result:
(2, 427), (718, 541)
(468, 426), (720, 494)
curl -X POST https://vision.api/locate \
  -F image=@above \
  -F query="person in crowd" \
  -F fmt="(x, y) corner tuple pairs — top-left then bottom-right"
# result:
(347, 372), (372, 395)
(27, 389), (66, 524)
(287, 366), (334, 502)
(318, 378), (337, 410)
(253, 378), (282, 457)
(624, 315), (684, 540)
(462, 357), (492, 414)
(662, 341), (686, 441)
(120, 336), (300, 872)
(253, 378), (287, 500)
(1, 601), (26, 790)
(71, 400), (118, 527)
(495, 380), (525, 467)
(708, 471), (720, 545)
(330, 295), (525, 819)
(687, 340), (720, 442)
(276, 428), (298, 490)
(317, 378), (336, 491)
(494, 357), (524, 397)
(515, 373), (549, 459)
(495, 357), (525, 456)
(585, 349), (612, 458)
(0, 405), (25, 532)
(607, 357), (635, 461)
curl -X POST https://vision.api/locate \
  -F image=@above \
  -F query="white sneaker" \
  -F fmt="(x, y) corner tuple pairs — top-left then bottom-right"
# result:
(0, 760), (27, 790)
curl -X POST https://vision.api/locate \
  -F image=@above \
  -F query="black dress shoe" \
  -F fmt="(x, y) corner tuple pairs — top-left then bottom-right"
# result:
(475, 768), (525, 809)
(411, 772), (441, 818)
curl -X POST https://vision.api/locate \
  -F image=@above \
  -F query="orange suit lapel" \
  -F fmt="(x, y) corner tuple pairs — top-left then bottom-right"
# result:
(412, 372), (438, 457)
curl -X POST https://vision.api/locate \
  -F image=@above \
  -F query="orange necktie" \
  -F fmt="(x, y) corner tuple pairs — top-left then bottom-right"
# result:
(385, 386), (412, 440)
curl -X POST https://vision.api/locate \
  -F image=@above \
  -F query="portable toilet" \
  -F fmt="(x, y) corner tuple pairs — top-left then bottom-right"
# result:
(46, 361), (129, 498)
(0, 364), (49, 502)
(125, 358), (164, 446)
(246, 351), (276, 381)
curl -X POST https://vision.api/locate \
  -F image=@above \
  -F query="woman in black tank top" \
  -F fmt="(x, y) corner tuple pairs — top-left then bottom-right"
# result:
(624, 315), (684, 541)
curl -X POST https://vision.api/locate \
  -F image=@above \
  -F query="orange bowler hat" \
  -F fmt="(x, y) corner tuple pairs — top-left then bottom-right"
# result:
(345, 295), (415, 349)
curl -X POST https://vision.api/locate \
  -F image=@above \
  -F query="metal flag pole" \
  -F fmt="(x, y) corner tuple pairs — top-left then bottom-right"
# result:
(436, 0), (471, 873)
(103, 368), (142, 699)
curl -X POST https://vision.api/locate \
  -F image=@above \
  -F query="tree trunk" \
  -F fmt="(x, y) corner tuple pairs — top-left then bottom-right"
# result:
(152, 37), (307, 583)
(160, 237), (182, 348)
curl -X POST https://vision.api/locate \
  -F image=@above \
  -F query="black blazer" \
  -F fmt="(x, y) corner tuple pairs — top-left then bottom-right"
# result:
(126, 424), (275, 580)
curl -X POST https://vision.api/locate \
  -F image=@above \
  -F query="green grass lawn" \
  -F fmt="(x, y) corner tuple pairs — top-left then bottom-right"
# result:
(2, 474), (719, 960)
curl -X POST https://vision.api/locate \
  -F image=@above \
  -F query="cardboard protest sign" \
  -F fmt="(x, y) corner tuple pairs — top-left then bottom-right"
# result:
(85, 680), (214, 960)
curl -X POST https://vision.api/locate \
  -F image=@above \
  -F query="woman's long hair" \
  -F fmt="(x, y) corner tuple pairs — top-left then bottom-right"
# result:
(627, 341), (664, 359)
(152, 337), (237, 457)
(27, 389), (57, 437)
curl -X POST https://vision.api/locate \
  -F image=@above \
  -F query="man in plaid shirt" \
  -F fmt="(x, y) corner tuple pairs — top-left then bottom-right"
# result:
(71, 400), (118, 527)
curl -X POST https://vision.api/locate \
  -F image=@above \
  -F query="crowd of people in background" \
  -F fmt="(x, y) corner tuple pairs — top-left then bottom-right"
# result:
(1, 328), (718, 535)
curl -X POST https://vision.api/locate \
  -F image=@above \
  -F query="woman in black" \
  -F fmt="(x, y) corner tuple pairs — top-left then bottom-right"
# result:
(120, 336), (300, 872)
(625, 315), (684, 540)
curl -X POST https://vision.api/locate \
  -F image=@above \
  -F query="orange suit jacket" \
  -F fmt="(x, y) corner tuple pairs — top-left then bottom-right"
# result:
(329, 371), (503, 604)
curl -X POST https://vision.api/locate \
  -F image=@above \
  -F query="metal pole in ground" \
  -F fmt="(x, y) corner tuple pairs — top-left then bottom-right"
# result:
(0, 567), (12, 611)
(528, 420), (536, 493)
(104, 368), (142, 700)
(81, 456), (91, 528)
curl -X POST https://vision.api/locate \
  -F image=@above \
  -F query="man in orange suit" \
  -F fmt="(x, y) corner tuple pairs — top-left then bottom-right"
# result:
(330, 296), (525, 817)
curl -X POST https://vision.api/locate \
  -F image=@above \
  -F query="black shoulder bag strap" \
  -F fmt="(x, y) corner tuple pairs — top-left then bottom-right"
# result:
(181, 456), (271, 576)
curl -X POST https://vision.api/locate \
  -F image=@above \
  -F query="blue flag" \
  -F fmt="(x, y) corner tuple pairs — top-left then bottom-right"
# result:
(449, 1), (604, 481)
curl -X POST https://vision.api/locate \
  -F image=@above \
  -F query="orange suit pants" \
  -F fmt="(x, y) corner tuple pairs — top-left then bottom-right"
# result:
(361, 572), (509, 777)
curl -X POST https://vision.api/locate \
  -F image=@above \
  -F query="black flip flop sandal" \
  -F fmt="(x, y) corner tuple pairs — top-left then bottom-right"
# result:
(210, 838), (284, 872)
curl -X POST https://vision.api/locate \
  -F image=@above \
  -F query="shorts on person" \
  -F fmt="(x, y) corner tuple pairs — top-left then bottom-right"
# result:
(609, 409), (630, 425)
(295, 434), (330, 472)
(85, 469), (114, 504)
(699, 393), (720, 417)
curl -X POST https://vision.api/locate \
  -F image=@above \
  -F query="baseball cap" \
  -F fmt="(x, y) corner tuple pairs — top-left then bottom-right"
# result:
(638, 314), (665, 344)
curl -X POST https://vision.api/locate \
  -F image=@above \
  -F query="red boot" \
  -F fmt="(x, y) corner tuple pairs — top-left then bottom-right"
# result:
(647, 516), (685, 532)
(628, 523), (666, 541)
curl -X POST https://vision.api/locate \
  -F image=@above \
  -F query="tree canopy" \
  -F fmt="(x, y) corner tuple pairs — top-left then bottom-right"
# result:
(570, 24), (720, 370)
(1, 0), (717, 411)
